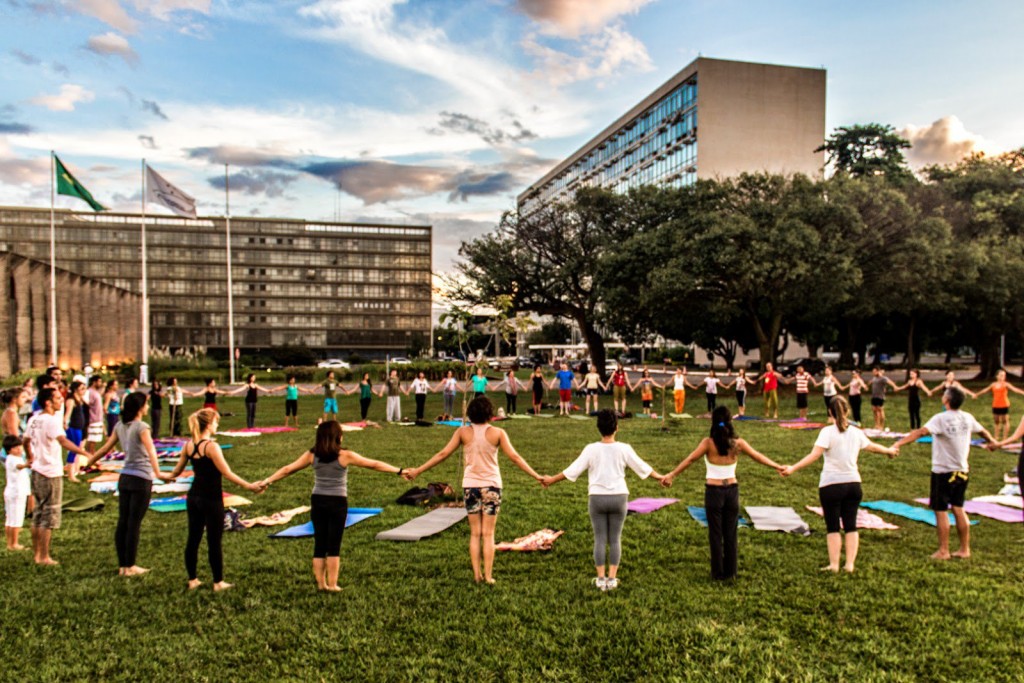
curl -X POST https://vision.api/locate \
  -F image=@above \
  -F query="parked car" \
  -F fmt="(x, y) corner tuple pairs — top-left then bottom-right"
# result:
(777, 357), (827, 377)
(317, 359), (350, 369)
(618, 355), (641, 366)
(389, 357), (411, 365)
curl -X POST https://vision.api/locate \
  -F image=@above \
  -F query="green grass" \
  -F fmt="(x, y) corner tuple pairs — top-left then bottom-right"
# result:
(2, 389), (1022, 682)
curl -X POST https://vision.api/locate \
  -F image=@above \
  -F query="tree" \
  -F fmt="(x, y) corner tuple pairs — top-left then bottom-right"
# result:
(816, 123), (913, 182)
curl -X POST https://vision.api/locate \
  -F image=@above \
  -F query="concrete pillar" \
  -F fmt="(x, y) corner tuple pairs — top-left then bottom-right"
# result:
(29, 263), (48, 368)
(101, 286), (114, 366)
(0, 255), (10, 378)
(56, 271), (73, 370)
(116, 290), (127, 361)
(13, 258), (31, 373)
(68, 274), (84, 370)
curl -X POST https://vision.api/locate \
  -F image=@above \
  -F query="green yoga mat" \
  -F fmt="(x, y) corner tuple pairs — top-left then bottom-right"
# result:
(61, 496), (105, 512)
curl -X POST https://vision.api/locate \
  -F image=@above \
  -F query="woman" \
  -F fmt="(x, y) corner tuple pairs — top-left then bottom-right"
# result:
(780, 396), (897, 572)
(499, 369), (524, 415)
(63, 381), (88, 482)
(271, 375), (309, 428)
(894, 369), (932, 430)
(470, 367), (490, 399)
(404, 397), (543, 584)
(670, 367), (688, 415)
(357, 373), (374, 420)
(233, 374), (275, 429)
(411, 371), (431, 421)
(974, 369), (1024, 441)
(703, 370), (722, 414)
(124, 377), (139, 396)
(722, 369), (750, 417)
(103, 379), (121, 436)
(530, 366), (546, 416)
(149, 380), (164, 437)
(166, 377), (185, 437)
(662, 406), (785, 580)
(2, 388), (26, 437)
(200, 378), (230, 413)
(637, 369), (657, 416)
(85, 392), (172, 576)
(257, 421), (404, 591)
(166, 408), (263, 591)
(582, 366), (603, 414)
(792, 365), (812, 420)
(820, 366), (841, 413)
(434, 370), (459, 421)
(847, 370), (867, 424)
(541, 410), (663, 590)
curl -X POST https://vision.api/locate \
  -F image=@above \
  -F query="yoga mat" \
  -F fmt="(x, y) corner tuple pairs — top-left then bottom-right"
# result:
(239, 426), (297, 434)
(375, 507), (468, 541)
(804, 506), (899, 530)
(915, 498), (1021, 523)
(669, 413), (693, 419)
(496, 528), (564, 552)
(999, 484), (1021, 496)
(61, 496), (104, 512)
(627, 498), (678, 514)
(436, 420), (466, 427)
(861, 500), (979, 527)
(779, 422), (826, 430)
(150, 492), (253, 513)
(506, 414), (532, 420)
(530, 413), (554, 418)
(270, 508), (384, 537)
(744, 506), (811, 535)
(239, 505), (311, 528)
(568, 415), (591, 421)
(687, 506), (750, 528)
(89, 481), (118, 494)
(217, 431), (260, 438)
(972, 494), (1023, 509)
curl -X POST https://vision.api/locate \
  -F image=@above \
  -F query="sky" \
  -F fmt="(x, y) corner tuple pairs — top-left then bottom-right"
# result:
(2, 0), (1023, 272)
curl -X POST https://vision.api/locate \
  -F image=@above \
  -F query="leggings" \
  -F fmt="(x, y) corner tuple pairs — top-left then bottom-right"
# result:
(106, 414), (119, 436)
(819, 482), (862, 533)
(1019, 453), (1024, 523)
(115, 474), (152, 568)
(360, 397), (371, 420)
(506, 393), (517, 414)
(245, 402), (257, 429)
(311, 494), (348, 558)
(150, 408), (161, 438)
(415, 393), (426, 421)
(850, 395), (863, 423)
(169, 405), (183, 437)
(908, 398), (922, 430)
(185, 492), (224, 582)
(443, 393), (455, 416)
(386, 396), (401, 422)
(764, 390), (778, 416)
(674, 390), (685, 414)
(705, 484), (739, 580)
(706, 393), (716, 412)
(736, 390), (746, 407)
(588, 494), (628, 566)
(824, 395), (836, 412)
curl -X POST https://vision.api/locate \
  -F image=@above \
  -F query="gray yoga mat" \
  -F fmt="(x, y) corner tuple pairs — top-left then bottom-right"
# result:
(375, 507), (468, 542)
(744, 506), (811, 536)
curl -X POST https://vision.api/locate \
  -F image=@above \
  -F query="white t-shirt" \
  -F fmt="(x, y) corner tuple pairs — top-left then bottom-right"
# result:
(442, 378), (458, 394)
(813, 425), (870, 487)
(562, 441), (653, 495)
(26, 412), (66, 479)
(923, 410), (985, 473)
(735, 376), (747, 392)
(704, 377), (720, 394)
(168, 387), (184, 406)
(5, 452), (31, 498)
(411, 378), (430, 394)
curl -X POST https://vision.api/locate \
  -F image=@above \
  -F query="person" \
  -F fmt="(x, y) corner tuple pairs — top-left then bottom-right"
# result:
(4, 435), (31, 551)
(272, 375), (312, 428)
(200, 378), (230, 413)
(404, 397), (543, 584)
(470, 367), (490, 399)
(378, 369), (405, 423)
(974, 369), (1024, 441)
(24, 387), (90, 565)
(357, 373), (374, 421)
(62, 380), (87, 482)
(819, 366), (841, 413)
(124, 377), (139, 396)
(721, 369), (750, 417)
(581, 366), (603, 414)
(608, 364), (629, 415)
(792, 365), (813, 420)
(530, 366), (546, 416)
(780, 397), (898, 572)
(85, 392), (173, 576)
(662, 406), (784, 580)
(165, 377), (185, 436)
(435, 370), (459, 421)
(497, 369), (525, 416)
(18, 378), (34, 426)
(2, 388), (26, 438)
(84, 375), (105, 453)
(987, 411), (1024, 522)
(541, 410), (664, 590)
(257, 421), (404, 591)
(847, 369), (867, 423)
(411, 371), (431, 421)
(320, 371), (341, 422)
(166, 408), (264, 591)
(894, 369), (933, 430)
(755, 363), (782, 419)
(549, 362), (579, 417)
(702, 370), (722, 415)
(103, 379), (121, 436)
(930, 371), (976, 400)
(148, 380), (164, 437)
(892, 387), (996, 560)
(869, 367), (899, 430)
(636, 369), (657, 416)
(233, 373), (275, 429)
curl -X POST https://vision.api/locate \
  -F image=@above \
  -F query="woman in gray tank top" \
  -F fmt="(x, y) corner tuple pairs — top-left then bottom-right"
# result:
(257, 421), (406, 592)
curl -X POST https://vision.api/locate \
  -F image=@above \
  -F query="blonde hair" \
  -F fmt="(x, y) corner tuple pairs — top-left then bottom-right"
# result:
(828, 396), (850, 433)
(188, 408), (218, 442)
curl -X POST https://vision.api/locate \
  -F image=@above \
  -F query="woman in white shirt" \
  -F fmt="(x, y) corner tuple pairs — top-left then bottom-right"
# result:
(781, 396), (897, 573)
(703, 370), (721, 414)
(410, 372), (431, 422)
(542, 410), (664, 591)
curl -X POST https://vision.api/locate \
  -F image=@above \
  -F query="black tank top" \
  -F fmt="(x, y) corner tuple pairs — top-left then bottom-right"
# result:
(908, 385), (920, 402)
(68, 402), (88, 430)
(245, 386), (258, 403)
(204, 391), (217, 405)
(187, 439), (222, 498)
(532, 376), (544, 392)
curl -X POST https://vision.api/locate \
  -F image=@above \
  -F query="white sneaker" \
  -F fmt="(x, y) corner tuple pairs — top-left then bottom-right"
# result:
(604, 578), (619, 590)
(592, 577), (607, 591)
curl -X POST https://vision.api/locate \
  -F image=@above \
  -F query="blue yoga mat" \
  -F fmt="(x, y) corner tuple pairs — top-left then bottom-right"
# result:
(270, 508), (384, 538)
(436, 420), (465, 427)
(861, 500), (979, 527)
(687, 506), (750, 528)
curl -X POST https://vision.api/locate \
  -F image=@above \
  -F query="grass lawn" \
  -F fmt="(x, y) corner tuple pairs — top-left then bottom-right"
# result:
(2, 387), (1022, 682)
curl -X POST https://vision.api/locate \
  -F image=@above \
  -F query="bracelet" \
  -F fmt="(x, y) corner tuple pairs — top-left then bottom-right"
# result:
(397, 468), (404, 477)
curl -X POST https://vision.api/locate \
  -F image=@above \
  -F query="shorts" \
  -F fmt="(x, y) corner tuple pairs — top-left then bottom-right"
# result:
(464, 487), (501, 515)
(736, 390), (746, 407)
(930, 471), (968, 510)
(993, 406), (1010, 416)
(870, 397), (885, 407)
(285, 399), (298, 416)
(818, 482), (863, 533)
(5, 493), (28, 528)
(586, 388), (599, 396)
(31, 472), (62, 529)
(559, 389), (572, 402)
(323, 398), (338, 414)
(613, 385), (626, 401)
(796, 393), (808, 409)
(87, 422), (105, 443)
(203, 403), (218, 412)
(642, 400), (652, 408)
(65, 428), (83, 461)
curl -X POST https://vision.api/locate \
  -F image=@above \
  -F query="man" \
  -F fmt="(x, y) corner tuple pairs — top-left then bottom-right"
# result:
(84, 375), (105, 455)
(23, 387), (90, 565)
(870, 367), (899, 430)
(549, 362), (579, 416)
(893, 387), (995, 560)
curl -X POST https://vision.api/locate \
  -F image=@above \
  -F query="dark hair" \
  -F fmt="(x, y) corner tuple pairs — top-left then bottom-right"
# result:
(3, 435), (23, 452)
(121, 391), (148, 424)
(945, 387), (965, 410)
(168, 377), (178, 386)
(313, 420), (343, 463)
(89, 375), (104, 387)
(69, 380), (84, 396)
(709, 406), (736, 456)
(104, 379), (117, 392)
(246, 373), (256, 383)
(36, 387), (57, 408)
(1, 388), (23, 406)
(45, 365), (59, 375)
(596, 409), (618, 436)
(35, 373), (54, 391)
(151, 379), (162, 391)
(204, 377), (215, 386)
(127, 377), (139, 388)
(466, 396), (493, 424)
(287, 374), (297, 382)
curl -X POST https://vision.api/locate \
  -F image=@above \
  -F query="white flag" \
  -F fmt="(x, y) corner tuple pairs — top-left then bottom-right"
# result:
(145, 164), (196, 219)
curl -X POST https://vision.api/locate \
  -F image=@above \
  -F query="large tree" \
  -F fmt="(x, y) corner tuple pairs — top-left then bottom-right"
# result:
(816, 123), (913, 182)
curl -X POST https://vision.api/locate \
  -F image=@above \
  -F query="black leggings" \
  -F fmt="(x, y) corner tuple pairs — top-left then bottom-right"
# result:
(311, 494), (348, 558)
(115, 474), (152, 568)
(245, 402), (257, 429)
(705, 484), (739, 580)
(506, 393), (517, 414)
(850, 395), (863, 423)
(150, 408), (161, 438)
(1018, 453), (1024, 524)
(360, 397), (371, 420)
(819, 482), (863, 533)
(706, 394), (717, 412)
(415, 393), (426, 420)
(908, 398), (922, 430)
(185, 493), (224, 582)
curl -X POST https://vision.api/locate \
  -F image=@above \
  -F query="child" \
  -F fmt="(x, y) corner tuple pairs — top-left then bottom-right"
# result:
(542, 410), (663, 590)
(892, 387), (996, 560)
(4, 435), (31, 550)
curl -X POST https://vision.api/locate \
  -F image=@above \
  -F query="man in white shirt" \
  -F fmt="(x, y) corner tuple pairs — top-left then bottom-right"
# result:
(893, 387), (995, 560)
(24, 387), (90, 566)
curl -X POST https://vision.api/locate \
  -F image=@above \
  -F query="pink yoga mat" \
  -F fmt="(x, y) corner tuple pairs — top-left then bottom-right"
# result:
(805, 506), (899, 530)
(237, 426), (297, 434)
(627, 498), (678, 514)
(914, 498), (1022, 523)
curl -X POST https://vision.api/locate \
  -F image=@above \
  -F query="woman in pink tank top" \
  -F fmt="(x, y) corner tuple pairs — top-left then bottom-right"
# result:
(405, 396), (543, 584)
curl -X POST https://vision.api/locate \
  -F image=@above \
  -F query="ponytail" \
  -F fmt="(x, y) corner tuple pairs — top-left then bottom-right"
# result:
(829, 395), (850, 432)
(188, 408), (218, 441)
(709, 406), (736, 456)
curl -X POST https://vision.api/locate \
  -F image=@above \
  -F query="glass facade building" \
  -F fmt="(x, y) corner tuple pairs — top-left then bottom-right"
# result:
(0, 207), (432, 355)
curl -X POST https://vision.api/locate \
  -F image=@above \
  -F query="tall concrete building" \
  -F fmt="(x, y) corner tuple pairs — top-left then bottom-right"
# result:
(518, 57), (826, 212)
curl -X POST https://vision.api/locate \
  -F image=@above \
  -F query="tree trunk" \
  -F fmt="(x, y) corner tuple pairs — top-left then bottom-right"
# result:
(722, 339), (737, 371)
(578, 314), (608, 377)
(839, 318), (857, 368)
(976, 336), (1001, 380)
(904, 315), (916, 380)
(806, 343), (820, 359)
(750, 311), (784, 369)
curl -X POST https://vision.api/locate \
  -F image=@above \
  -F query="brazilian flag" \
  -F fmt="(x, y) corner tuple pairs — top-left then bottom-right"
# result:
(55, 154), (107, 211)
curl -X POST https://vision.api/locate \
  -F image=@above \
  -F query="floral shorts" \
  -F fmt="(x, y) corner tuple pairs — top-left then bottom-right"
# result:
(464, 487), (502, 515)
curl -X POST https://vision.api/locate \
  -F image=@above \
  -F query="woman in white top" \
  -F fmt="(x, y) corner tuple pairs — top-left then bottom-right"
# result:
(662, 406), (784, 580)
(780, 396), (896, 573)
(721, 369), (749, 416)
(410, 372), (431, 422)
(819, 366), (842, 413)
(433, 370), (460, 421)
(166, 377), (185, 437)
(847, 370), (868, 424)
(497, 369), (526, 416)
(542, 410), (664, 590)
(702, 370), (722, 414)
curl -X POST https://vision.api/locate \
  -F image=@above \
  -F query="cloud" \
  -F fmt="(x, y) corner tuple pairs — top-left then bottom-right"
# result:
(141, 98), (168, 119)
(130, 0), (211, 21)
(522, 24), (653, 86)
(430, 111), (537, 146)
(186, 144), (297, 168)
(10, 48), (41, 65)
(138, 134), (157, 148)
(515, 0), (654, 38)
(303, 159), (453, 204)
(899, 116), (995, 168)
(0, 139), (49, 186)
(85, 32), (139, 65)
(0, 122), (34, 134)
(28, 84), (95, 111)
(79, 0), (139, 33)
(207, 169), (299, 198)
(52, 61), (70, 76)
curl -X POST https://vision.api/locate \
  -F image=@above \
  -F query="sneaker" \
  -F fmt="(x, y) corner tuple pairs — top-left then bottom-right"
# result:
(592, 577), (607, 591)
(604, 578), (619, 590)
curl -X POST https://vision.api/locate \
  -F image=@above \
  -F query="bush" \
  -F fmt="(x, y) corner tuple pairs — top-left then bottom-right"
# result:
(269, 343), (317, 367)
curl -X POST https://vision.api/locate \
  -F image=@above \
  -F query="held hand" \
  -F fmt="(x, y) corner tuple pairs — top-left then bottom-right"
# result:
(157, 472), (175, 483)
(248, 481), (265, 493)
(890, 446), (900, 458)
(779, 466), (793, 477)
(660, 476), (674, 488)
(402, 468), (418, 481)
(985, 441), (1002, 451)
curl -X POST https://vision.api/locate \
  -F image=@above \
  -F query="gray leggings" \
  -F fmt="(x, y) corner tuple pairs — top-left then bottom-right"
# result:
(589, 494), (628, 566)
(444, 392), (455, 416)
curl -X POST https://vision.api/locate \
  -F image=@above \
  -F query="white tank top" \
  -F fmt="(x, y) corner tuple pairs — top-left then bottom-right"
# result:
(735, 376), (746, 391)
(823, 376), (837, 396)
(673, 375), (686, 390)
(705, 456), (737, 480)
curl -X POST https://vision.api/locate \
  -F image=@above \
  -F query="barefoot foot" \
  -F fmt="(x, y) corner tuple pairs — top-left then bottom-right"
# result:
(212, 582), (234, 592)
(124, 566), (150, 577)
(951, 550), (971, 559)
(187, 579), (203, 590)
(36, 558), (59, 566)
(931, 550), (951, 561)
(820, 565), (839, 573)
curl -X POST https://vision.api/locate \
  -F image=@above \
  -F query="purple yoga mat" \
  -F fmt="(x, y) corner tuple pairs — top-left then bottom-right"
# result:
(627, 498), (678, 514)
(914, 498), (1022, 523)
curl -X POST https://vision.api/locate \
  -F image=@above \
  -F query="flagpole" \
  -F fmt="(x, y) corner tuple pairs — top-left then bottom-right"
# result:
(225, 163), (236, 385)
(49, 151), (58, 367)
(140, 159), (149, 381)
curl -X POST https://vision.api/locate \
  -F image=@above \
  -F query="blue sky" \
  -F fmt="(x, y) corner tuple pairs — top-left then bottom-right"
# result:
(1, 0), (1022, 269)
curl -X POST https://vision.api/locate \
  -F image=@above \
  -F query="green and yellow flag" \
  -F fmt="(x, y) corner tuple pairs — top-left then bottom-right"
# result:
(54, 154), (107, 211)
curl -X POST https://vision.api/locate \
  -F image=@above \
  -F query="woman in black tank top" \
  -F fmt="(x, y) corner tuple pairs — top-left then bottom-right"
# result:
(229, 374), (276, 429)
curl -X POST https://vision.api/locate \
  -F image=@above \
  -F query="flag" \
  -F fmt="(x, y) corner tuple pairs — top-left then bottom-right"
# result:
(145, 164), (196, 219)
(55, 155), (107, 211)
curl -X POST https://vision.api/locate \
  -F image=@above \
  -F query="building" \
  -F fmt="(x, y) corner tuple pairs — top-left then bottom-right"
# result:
(0, 207), (432, 367)
(518, 57), (826, 212)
